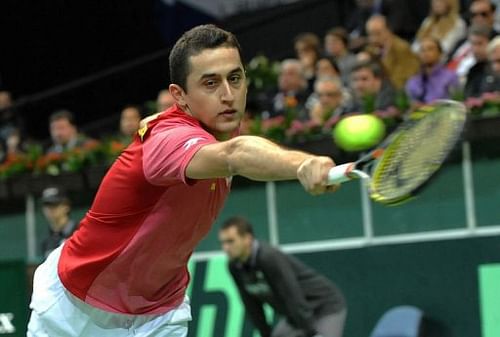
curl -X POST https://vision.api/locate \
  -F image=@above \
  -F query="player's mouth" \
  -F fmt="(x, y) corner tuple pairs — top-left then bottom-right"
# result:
(219, 109), (237, 117)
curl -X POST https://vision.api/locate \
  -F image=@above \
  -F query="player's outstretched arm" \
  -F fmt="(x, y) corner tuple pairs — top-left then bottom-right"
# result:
(186, 135), (339, 195)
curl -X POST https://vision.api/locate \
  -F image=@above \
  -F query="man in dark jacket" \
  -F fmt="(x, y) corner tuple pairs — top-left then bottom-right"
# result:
(219, 216), (346, 337)
(40, 186), (77, 258)
(465, 24), (494, 97)
(345, 60), (396, 114)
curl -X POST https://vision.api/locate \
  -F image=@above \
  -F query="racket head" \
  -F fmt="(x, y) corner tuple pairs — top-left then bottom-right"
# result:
(368, 100), (467, 205)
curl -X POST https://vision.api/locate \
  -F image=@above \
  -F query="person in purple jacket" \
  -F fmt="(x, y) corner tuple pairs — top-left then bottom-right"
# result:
(406, 37), (459, 104)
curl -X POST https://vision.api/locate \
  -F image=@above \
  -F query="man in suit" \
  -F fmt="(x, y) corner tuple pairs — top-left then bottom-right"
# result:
(365, 15), (420, 90)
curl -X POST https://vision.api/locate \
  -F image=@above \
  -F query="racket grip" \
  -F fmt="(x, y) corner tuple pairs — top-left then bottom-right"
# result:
(327, 163), (355, 184)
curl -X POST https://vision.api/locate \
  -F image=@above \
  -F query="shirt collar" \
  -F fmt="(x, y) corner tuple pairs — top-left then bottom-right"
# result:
(235, 239), (260, 268)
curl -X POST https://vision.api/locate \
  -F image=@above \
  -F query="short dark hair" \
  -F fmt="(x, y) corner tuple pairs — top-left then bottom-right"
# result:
(470, 0), (496, 13)
(294, 32), (321, 56)
(318, 55), (341, 74)
(169, 24), (244, 91)
(352, 60), (385, 79)
(49, 109), (75, 125)
(221, 216), (254, 236)
(326, 27), (349, 47)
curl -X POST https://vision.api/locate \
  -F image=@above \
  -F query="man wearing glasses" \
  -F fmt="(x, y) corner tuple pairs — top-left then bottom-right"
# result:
(448, 0), (499, 76)
(469, 0), (498, 34)
(308, 77), (346, 125)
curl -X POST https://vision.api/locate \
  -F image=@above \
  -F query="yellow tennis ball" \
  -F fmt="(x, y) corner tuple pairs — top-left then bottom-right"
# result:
(333, 114), (386, 151)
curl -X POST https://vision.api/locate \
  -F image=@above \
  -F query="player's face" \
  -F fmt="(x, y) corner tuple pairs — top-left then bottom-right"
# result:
(180, 47), (247, 140)
(219, 227), (252, 261)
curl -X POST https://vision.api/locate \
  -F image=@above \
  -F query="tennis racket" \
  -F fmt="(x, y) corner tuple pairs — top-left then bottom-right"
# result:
(327, 100), (467, 205)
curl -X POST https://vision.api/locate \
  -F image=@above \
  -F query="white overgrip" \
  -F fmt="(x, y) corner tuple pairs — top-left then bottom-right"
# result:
(327, 163), (370, 185)
(327, 163), (355, 184)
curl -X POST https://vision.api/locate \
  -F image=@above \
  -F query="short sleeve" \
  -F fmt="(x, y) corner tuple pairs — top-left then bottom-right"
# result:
(142, 125), (216, 185)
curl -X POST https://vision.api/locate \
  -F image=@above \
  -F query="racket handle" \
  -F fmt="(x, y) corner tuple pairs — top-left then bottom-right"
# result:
(327, 163), (369, 185)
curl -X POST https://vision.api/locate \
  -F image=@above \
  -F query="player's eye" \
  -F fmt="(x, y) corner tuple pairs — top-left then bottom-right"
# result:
(229, 75), (241, 84)
(204, 79), (218, 88)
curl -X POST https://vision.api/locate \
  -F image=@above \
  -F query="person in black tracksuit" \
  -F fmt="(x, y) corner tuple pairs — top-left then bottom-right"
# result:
(219, 216), (346, 337)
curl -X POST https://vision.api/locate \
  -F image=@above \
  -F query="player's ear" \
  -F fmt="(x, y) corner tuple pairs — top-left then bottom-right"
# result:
(169, 84), (186, 107)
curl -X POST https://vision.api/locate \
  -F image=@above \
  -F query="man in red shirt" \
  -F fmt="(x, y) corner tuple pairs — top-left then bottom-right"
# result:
(27, 24), (339, 337)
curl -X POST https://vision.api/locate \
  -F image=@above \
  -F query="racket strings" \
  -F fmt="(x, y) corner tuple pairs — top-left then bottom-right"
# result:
(371, 107), (464, 202)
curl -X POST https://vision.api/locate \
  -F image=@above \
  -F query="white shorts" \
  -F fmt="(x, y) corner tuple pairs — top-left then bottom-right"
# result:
(27, 245), (191, 337)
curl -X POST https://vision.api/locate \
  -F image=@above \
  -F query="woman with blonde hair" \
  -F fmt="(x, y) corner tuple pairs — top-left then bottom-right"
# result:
(412, 0), (467, 56)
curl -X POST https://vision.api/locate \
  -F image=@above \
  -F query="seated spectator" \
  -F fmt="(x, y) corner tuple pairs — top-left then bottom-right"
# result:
(484, 35), (500, 90)
(308, 58), (351, 110)
(266, 59), (310, 120)
(464, 24), (493, 97)
(315, 56), (341, 80)
(406, 37), (459, 104)
(157, 89), (175, 112)
(309, 76), (346, 124)
(294, 33), (321, 91)
(40, 186), (78, 258)
(469, 0), (498, 37)
(348, 0), (427, 49)
(4, 127), (24, 156)
(345, 60), (397, 113)
(365, 15), (420, 89)
(447, 0), (499, 78)
(413, 0), (467, 57)
(118, 105), (142, 144)
(324, 27), (357, 84)
(0, 90), (22, 144)
(46, 109), (95, 154)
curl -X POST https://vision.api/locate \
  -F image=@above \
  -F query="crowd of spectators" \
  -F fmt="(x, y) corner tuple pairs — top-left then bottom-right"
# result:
(0, 0), (499, 173)
(241, 0), (500, 143)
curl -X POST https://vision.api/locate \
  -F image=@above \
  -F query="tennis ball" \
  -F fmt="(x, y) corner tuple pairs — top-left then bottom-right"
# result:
(333, 114), (386, 152)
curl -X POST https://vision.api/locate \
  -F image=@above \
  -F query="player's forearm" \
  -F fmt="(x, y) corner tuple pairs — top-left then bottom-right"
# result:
(226, 136), (313, 181)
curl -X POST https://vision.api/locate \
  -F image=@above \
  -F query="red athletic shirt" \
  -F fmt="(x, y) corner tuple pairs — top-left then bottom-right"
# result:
(58, 105), (231, 314)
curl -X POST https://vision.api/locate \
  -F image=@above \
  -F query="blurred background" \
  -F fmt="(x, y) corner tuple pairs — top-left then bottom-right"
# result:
(0, 0), (499, 337)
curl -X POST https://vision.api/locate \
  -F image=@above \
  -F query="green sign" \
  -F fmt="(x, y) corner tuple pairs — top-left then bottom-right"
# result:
(0, 261), (28, 337)
(479, 264), (500, 337)
(188, 256), (273, 337)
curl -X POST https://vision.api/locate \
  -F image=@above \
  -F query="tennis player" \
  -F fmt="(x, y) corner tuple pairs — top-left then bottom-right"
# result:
(220, 216), (346, 337)
(27, 24), (340, 337)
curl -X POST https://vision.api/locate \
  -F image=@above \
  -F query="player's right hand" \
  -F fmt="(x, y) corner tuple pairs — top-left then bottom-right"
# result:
(297, 156), (340, 195)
